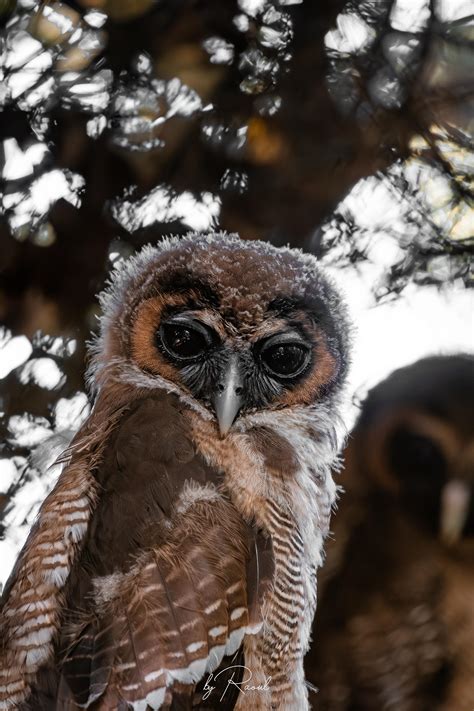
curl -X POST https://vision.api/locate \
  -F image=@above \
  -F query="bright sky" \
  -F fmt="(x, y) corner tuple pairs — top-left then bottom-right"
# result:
(332, 271), (474, 425)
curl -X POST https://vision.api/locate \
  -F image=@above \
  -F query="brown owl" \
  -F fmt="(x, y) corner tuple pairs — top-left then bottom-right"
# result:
(0, 232), (350, 710)
(306, 354), (474, 711)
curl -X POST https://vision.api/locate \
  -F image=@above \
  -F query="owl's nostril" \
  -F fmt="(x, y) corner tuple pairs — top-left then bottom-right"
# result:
(217, 382), (225, 393)
(235, 385), (243, 396)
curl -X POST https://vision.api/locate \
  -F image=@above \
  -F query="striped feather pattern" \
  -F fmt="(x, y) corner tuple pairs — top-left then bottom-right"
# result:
(57, 493), (260, 710)
(259, 501), (310, 709)
(190, 402), (344, 710)
(0, 396), (129, 711)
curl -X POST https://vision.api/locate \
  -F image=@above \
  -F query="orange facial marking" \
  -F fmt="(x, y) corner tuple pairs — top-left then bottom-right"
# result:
(129, 294), (228, 384)
(130, 294), (188, 383)
(279, 330), (339, 407)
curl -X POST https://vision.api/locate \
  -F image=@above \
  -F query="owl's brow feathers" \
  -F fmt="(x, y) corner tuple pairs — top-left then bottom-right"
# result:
(94, 232), (349, 368)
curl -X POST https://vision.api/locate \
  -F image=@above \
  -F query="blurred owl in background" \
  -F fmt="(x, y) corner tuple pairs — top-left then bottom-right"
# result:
(306, 354), (474, 711)
(0, 232), (350, 710)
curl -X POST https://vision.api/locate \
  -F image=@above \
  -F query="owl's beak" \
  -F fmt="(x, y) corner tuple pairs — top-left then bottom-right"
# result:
(212, 353), (245, 437)
(440, 479), (470, 545)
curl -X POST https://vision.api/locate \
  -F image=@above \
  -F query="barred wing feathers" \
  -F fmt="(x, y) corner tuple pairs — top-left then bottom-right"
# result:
(58, 494), (258, 710)
(0, 392), (272, 710)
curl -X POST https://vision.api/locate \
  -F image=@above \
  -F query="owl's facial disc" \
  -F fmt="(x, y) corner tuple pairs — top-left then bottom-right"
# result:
(156, 312), (312, 436)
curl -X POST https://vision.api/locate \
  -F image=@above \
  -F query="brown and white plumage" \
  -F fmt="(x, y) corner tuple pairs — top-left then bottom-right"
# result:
(0, 232), (350, 710)
(306, 354), (474, 711)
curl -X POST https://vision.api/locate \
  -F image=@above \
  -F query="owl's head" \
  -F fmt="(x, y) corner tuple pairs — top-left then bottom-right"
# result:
(91, 232), (350, 435)
(354, 355), (474, 544)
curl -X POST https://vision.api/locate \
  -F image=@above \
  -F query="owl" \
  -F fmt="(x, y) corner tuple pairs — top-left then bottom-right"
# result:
(0, 232), (350, 710)
(305, 354), (474, 711)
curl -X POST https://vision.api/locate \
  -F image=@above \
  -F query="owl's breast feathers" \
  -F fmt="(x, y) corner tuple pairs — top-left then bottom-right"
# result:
(0, 390), (275, 710)
(1, 379), (338, 710)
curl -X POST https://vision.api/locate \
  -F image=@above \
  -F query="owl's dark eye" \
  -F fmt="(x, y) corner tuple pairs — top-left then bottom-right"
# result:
(259, 333), (311, 379)
(388, 428), (446, 482)
(159, 318), (216, 361)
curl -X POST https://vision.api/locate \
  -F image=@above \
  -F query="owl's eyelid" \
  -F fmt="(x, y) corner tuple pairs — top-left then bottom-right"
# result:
(258, 330), (310, 352)
(163, 314), (219, 347)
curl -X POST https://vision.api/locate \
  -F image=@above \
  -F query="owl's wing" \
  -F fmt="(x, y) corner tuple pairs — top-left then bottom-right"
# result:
(0, 392), (273, 711)
(58, 495), (270, 710)
(0, 391), (129, 711)
(52, 393), (273, 710)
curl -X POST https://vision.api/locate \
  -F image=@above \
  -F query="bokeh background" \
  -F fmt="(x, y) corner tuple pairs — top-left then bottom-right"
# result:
(0, 0), (473, 707)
